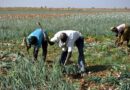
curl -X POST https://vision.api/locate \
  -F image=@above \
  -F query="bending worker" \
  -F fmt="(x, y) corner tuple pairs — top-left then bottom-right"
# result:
(111, 23), (130, 46)
(23, 27), (48, 61)
(48, 30), (86, 73)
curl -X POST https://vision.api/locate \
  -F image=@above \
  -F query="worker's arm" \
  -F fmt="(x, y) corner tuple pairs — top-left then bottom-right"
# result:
(45, 35), (55, 45)
(118, 29), (124, 37)
(48, 40), (55, 45)
(24, 37), (31, 54)
(47, 35), (58, 45)
(64, 51), (72, 65)
(33, 46), (39, 60)
(26, 45), (31, 54)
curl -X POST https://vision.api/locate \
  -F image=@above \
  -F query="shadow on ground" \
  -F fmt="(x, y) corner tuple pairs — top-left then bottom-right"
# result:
(46, 60), (112, 79)
(87, 64), (111, 73)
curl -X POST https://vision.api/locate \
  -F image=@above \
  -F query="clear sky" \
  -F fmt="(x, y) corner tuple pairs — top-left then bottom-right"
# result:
(0, 0), (130, 8)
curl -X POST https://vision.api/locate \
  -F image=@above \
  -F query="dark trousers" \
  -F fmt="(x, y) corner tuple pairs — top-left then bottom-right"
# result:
(33, 40), (48, 61)
(60, 36), (85, 72)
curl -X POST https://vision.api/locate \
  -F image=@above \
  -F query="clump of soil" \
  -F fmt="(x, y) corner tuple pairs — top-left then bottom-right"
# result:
(0, 51), (17, 61)
(85, 37), (97, 43)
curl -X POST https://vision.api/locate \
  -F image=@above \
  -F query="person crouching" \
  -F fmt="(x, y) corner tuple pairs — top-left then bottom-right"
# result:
(111, 24), (130, 46)
(23, 28), (48, 61)
(48, 30), (86, 74)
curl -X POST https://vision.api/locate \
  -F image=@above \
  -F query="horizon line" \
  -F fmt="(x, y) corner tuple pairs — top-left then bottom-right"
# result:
(0, 7), (130, 9)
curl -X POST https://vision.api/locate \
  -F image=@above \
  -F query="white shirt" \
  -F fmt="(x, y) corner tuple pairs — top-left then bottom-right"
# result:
(51, 30), (82, 52)
(117, 24), (126, 33)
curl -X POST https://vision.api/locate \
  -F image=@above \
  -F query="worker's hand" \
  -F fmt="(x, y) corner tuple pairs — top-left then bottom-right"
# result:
(21, 37), (26, 46)
(26, 45), (31, 54)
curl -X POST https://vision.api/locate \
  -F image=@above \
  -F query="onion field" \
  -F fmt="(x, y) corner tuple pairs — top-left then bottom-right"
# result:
(0, 8), (130, 90)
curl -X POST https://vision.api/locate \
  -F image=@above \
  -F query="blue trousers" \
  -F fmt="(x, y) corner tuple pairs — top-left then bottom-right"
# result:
(60, 36), (85, 72)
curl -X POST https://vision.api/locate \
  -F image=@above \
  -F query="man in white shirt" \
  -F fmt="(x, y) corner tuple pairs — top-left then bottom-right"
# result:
(48, 30), (86, 73)
(111, 24), (126, 37)
(111, 24), (130, 46)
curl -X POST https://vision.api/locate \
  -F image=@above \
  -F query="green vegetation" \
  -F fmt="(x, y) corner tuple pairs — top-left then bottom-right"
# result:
(0, 52), (75, 90)
(0, 8), (130, 89)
